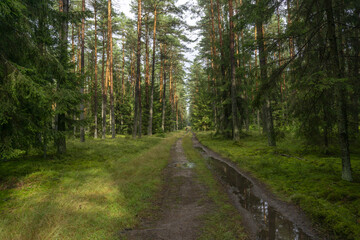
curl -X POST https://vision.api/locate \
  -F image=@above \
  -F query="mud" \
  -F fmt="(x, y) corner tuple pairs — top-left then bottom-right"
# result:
(122, 138), (212, 240)
(192, 135), (322, 240)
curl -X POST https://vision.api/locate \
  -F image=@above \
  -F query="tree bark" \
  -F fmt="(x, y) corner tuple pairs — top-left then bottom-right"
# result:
(102, 30), (107, 139)
(108, 0), (115, 139)
(133, 0), (142, 138)
(56, 0), (69, 154)
(324, 0), (352, 181)
(256, 4), (276, 146)
(80, 0), (85, 142)
(94, 1), (98, 139)
(229, 0), (240, 141)
(210, 0), (218, 130)
(145, 14), (150, 105)
(122, 40), (126, 102)
(161, 45), (167, 132)
(148, 4), (157, 136)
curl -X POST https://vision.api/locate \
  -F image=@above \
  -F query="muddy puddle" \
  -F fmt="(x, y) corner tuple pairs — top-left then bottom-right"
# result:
(193, 139), (319, 240)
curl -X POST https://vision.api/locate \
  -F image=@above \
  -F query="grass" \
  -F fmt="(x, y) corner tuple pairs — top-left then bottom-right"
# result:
(195, 131), (360, 240)
(0, 133), (180, 240)
(182, 134), (247, 240)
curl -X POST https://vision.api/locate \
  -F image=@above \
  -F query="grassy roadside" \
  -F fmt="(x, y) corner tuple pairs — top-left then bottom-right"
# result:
(195, 131), (360, 239)
(0, 133), (180, 240)
(182, 134), (247, 240)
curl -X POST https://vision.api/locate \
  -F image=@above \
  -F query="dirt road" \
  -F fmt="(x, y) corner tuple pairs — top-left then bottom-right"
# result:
(123, 138), (212, 239)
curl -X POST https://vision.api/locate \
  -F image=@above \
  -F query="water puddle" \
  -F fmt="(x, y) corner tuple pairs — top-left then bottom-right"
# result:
(195, 146), (315, 240)
(172, 162), (196, 169)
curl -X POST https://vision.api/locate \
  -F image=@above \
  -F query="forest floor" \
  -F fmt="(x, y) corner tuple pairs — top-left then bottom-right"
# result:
(196, 131), (360, 240)
(0, 132), (245, 240)
(0, 133), (180, 240)
(122, 135), (246, 239)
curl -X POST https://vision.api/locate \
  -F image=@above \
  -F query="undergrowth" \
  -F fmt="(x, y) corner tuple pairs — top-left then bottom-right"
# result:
(196, 131), (360, 240)
(0, 133), (179, 240)
(182, 134), (247, 240)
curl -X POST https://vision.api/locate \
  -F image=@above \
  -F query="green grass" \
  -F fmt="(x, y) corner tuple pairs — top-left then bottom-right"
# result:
(195, 131), (360, 240)
(182, 134), (247, 240)
(0, 133), (180, 240)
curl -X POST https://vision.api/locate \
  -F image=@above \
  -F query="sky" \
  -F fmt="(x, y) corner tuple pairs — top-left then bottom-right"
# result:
(111, 0), (200, 70)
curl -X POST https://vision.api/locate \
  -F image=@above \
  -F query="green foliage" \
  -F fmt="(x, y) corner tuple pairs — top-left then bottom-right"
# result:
(188, 60), (214, 131)
(0, 0), (83, 158)
(196, 131), (360, 239)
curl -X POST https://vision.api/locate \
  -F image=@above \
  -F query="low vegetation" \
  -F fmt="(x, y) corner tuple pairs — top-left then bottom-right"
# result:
(0, 133), (179, 240)
(196, 131), (360, 239)
(182, 134), (247, 240)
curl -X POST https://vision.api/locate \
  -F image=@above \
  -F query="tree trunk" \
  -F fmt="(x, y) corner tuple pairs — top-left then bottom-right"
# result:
(94, 1), (98, 139)
(148, 5), (157, 136)
(324, 0), (352, 181)
(159, 44), (164, 103)
(287, 0), (294, 60)
(229, 0), (240, 141)
(256, 5), (276, 146)
(72, 24), (75, 72)
(133, 0), (142, 138)
(161, 45), (167, 132)
(210, 0), (218, 130)
(216, 0), (227, 134)
(108, 0), (115, 139)
(350, 27), (359, 137)
(80, 0), (85, 142)
(56, 0), (69, 154)
(145, 14), (150, 105)
(102, 30), (107, 139)
(122, 40), (126, 102)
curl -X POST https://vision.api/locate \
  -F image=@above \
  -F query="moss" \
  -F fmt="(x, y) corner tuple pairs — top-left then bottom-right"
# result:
(0, 133), (180, 240)
(196, 131), (360, 240)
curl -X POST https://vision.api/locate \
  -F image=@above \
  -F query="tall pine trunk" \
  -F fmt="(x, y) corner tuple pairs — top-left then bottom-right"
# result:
(56, 0), (69, 154)
(148, 5), (157, 136)
(80, 0), (85, 142)
(102, 30), (107, 139)
(93, 1), (98, 139)
(108, 0), (115, 139)
(210, 0), (218, 130)
(229, 0), (240, 141)
(161, 45), (167, 132)
(256, 2), (276, 146)
(133, 0), (142, 138)
(145, 15), (150, 106)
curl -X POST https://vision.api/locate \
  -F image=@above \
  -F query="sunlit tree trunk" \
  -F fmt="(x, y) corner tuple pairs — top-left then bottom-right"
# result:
(145, 14), (150, 105)
(161, 45), (167, 132)
(107, 0), (115, 139)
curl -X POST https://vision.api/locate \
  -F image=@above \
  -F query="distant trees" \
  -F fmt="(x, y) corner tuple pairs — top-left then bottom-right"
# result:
(0, 0), (188, 160)
(191, 0), (360, 181)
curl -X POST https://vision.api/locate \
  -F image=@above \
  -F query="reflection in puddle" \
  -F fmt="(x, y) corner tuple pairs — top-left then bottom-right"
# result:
(197, 147), (313, 240)
(173, 162), (196, 169)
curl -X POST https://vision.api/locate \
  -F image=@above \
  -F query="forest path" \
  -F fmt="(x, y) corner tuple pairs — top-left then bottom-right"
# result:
(123, 138), (212, 240)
